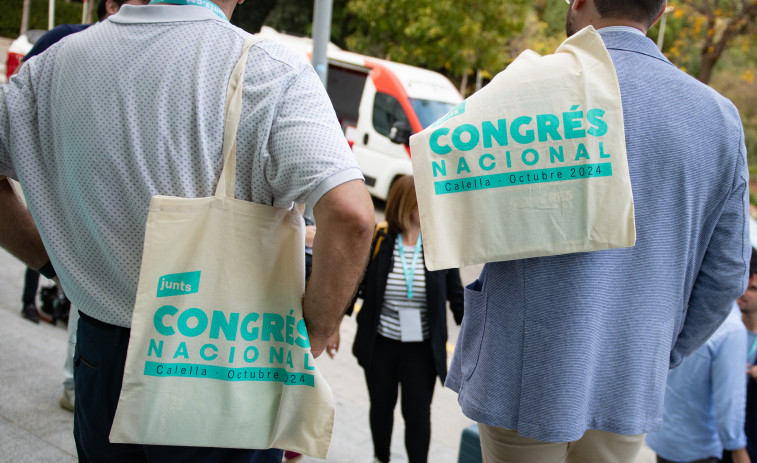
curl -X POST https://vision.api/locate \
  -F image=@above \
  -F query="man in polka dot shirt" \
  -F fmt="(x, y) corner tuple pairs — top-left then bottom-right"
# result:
(0, 0), (374, 460)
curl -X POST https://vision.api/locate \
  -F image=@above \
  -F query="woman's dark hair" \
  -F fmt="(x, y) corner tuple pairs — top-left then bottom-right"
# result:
(384, 176), (417, 235)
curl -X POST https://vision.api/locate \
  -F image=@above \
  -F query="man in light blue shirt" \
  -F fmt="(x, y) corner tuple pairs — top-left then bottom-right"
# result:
(646, 305), (749, 463)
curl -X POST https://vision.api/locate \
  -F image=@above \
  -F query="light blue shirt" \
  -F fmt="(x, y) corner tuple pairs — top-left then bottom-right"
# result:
(646, 306), (747, 460)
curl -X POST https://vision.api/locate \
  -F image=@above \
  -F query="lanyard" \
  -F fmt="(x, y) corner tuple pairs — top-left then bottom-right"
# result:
(749, 335), (757, 363)
(397, 232), (422, 299)
(149, 0), (228, 21)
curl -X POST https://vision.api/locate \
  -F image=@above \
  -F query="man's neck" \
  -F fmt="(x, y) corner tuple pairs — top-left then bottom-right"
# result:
(743, 313), (757, 332)
(594, 18), (648, 34)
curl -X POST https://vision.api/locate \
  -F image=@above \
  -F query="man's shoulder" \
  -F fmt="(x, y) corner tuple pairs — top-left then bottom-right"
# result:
(25, 23), (92, 60)
(603, 30), (742, 128)
(248, 38), (311, 74)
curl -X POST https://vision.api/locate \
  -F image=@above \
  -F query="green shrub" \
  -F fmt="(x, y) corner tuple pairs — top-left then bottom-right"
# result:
(1, 0), (84, 39)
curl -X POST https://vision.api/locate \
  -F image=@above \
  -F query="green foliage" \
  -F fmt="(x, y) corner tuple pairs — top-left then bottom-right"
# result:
(655, 1), (757, 83)
(1, 0), (84, 38)
(711, 71), (757, 174)
(344, 0), (529, 78)
(231, 0), (354, 47)
(230, 0), (277, 34)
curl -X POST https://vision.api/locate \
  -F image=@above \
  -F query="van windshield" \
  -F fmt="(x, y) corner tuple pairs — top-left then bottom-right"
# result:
(409, 98), (457, 129)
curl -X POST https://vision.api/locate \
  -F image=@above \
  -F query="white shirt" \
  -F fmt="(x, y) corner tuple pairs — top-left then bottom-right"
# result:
(0, 4), (363, 326)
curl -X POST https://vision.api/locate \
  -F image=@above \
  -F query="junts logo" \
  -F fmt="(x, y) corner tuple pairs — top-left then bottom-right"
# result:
(157, 271), (201, 298)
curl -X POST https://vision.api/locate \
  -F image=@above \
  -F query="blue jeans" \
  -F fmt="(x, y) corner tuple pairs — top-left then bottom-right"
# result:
(73, 311), (284, 463)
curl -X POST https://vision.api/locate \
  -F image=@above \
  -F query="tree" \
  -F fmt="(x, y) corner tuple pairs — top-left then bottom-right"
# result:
(655, 0), (757, 83)
(344, 0), (529, 81)
(230, 0), (277, 34)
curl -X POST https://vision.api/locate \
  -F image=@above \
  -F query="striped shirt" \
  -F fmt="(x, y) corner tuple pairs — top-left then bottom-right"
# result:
(377, 239), (430, 341)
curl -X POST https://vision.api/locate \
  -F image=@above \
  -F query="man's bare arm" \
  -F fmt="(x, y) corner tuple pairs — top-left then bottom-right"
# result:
(305, 179), (374, 358)
(0, 176), (48, 269)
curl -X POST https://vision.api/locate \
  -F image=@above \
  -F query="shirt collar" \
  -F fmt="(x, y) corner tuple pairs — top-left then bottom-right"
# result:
(598, 25), (647, 37)
(108, 3), (222, 24)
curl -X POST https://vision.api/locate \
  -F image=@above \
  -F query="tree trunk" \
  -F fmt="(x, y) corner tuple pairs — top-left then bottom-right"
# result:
(459, 70), (469, 98)
(20, 0), (31, 36)
(699, 52), (716, 84)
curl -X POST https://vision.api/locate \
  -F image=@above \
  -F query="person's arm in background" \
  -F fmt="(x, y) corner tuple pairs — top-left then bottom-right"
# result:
(712, 318), (749, 463)
(671, 132), (750, 368)
(0, 177), (49, 270)
(304, 179), (373, 358)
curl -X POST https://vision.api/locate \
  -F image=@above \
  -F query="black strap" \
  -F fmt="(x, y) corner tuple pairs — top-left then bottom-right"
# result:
(38, 260), (57, 280)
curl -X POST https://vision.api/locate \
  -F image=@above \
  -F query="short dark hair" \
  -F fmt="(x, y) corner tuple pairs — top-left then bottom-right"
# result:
(594, 0), (666, 27)
(97, 0), (108, 21)
(97, 0), (132, 21)
(750, 247), (757, 277)
(384, 176), (417, 235)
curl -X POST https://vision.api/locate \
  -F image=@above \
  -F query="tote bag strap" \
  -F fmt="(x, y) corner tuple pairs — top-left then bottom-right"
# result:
(215, 35), (263, 198)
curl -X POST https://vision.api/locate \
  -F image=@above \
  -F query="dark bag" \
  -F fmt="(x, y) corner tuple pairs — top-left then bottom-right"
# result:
(39, 284), (70, 324)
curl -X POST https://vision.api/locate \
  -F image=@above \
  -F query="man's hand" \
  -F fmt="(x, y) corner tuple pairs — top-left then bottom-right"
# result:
(325, 325), (341, 359)
(304, 179), (373, 358)
(0, 176), (49, 270)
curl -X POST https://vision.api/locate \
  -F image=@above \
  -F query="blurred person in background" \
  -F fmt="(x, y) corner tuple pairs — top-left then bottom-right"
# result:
(348, 175), (464, 463)
(736, 248), (757, 462)
(646, 303), (749, 463)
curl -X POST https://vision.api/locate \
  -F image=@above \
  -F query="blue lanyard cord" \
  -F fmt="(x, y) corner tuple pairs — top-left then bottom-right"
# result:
(397, 232), (422, 300)
(148, 0), (228, 21)
(749, 336), (757, 363)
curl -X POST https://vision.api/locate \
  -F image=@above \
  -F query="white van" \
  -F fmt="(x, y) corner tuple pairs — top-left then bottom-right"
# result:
(259, 27), (463, 200)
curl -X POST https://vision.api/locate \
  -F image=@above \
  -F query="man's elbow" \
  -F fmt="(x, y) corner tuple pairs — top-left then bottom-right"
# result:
(315, 180), (375, 244)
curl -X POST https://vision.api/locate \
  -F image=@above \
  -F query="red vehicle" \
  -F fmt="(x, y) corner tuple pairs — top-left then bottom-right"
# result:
(5, 29), (45, 82)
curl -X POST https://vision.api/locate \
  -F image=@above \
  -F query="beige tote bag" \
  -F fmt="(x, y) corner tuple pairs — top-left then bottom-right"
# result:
(410, 26), (635, 271)
(109, 36), (334, 458)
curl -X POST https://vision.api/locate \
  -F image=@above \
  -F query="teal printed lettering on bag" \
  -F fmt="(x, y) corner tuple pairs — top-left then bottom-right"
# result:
(144, 361), (315, 386)
(434, 162), (612, 195)
(157, 271), (201, 297)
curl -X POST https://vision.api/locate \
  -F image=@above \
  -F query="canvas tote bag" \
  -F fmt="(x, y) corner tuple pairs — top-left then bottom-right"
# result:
(109, 35), (334, 457)
(410, 26), (635, 271)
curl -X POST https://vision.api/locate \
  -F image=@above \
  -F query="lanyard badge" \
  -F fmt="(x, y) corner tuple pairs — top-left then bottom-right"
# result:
(397, 233), (422, 299)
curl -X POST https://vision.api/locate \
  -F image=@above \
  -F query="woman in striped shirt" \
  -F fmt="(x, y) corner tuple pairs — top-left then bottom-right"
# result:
(350, 175), (464, 463)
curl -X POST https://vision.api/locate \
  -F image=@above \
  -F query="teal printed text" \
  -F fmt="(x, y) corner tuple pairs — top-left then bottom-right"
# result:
(144, 361), (315, 387)
(153, 305), (309, 348)
(434, 162), (612, 195)
(429, 106), (608, 155)
(157, 271), (201, 298)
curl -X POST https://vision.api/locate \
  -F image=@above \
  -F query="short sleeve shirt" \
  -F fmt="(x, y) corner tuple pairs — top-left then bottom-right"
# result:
(0, 4), (363, 326)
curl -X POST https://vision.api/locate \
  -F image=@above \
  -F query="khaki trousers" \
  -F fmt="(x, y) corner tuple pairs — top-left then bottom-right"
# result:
(478, 424), (645, 463)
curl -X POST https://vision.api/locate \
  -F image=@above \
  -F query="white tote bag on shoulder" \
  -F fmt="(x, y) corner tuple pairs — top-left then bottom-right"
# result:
(109, 35), (334, 458)
(410, 26), (636, 271)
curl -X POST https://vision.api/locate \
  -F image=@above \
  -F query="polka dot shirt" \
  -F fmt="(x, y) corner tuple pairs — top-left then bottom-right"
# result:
(0, 4), (363, 327)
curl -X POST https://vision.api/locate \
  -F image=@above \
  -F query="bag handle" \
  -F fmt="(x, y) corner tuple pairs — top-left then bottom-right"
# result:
(215, 35), (263, 198)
